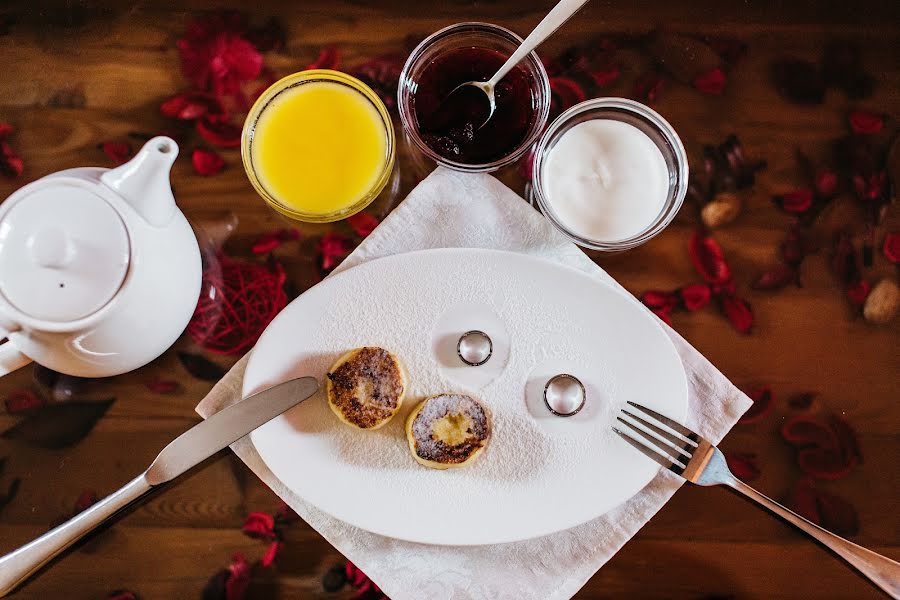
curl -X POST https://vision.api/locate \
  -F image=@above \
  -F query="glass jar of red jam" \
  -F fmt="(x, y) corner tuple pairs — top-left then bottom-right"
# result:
(398, 22), (551, 173)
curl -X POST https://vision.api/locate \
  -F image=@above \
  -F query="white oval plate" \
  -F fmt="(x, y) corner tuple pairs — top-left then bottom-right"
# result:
(244, 248), (687, 546)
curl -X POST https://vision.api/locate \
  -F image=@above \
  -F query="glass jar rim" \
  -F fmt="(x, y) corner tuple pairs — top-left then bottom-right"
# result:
(241, 69), (396, 223)
(397, 22), (551, 173)
(531, 98), (689, 251)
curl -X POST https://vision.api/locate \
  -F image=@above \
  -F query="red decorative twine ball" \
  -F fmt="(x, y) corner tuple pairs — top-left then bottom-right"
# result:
(187, 253), (288, 355)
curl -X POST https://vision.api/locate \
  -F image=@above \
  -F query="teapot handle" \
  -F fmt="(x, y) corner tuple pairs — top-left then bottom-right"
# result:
(0, 327), (32, 377)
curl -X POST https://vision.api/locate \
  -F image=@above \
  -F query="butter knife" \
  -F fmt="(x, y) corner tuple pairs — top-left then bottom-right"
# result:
(0, 375), (319, 597)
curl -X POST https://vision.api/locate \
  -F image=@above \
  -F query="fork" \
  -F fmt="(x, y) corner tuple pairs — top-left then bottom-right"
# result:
(615, 401), (900, 598)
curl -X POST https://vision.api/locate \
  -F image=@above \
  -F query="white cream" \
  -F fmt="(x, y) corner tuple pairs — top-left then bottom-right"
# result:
(541, 119), (669, 242)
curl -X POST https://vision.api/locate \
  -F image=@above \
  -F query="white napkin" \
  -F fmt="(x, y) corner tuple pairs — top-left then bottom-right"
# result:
(196, 167), (751, 600)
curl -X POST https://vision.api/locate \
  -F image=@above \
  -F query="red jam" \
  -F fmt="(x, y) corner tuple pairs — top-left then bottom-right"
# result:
(412, 46), (538, 165)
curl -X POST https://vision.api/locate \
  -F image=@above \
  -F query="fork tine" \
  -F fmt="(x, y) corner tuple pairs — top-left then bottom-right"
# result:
(621, 409), (696, 457)
(626, 401), (699, 441)
(614, 423), (687, 474)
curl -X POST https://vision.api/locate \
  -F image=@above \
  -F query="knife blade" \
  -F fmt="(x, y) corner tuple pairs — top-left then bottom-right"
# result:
(146, 376), (319, 485)
(0, 375), (319, 597)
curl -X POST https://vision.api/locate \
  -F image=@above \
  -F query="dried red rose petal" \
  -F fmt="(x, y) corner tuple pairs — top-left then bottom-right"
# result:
(145, 378), (181, 394)
(192, 148), (225, 176)
(197, 117), (242, 148)
(225, 553), (251, 600)
(640, 290), (678, 311)
(845, 278), (871, 309)
(693, 67), (726, 95)
(0, 123), (13, 138)
(883, 232), (900, 264)
(798, 447), (858, 480)
(250, 228), (299, 254)
(0, 139), (23, 178)
(632, 70), (666, 104)
(160, 91), (226, 121)
(345, 562), (383, 597)
(177, 13), (263, 98)
(242, 511), (277, 540)
(307, 45), (341, 70)
(588, 67), (620, 87)
(689, 232), (732, 285)
(848, 110), (884, 135)
(346, 212), (379, 238)
(678, 283), (712, 311)
(725, 452), (760, 481)
(4, 389), (44, 414)
(814, 167), (839, 197)
(752, 263), (796, 291)
(788, 479), (859, 536)
(652, 308), (673, 326)
(261, 540), (282, 568)
(107, 590), (138, 600)
(317, 233), (352, 273)
(829, 414), (862, 464)
(276, 501), (299, 524)
(549, 77), (587, 118)
(738, 386), (773, 424)
(852, 171), (887, 202)
(720, 295), (753, 333)
(774, 189), (813, 214)
(781, 414), (839, 449)
(99, 141), (133, 165)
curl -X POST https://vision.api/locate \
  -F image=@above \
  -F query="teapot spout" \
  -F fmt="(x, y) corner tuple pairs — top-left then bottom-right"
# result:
(100, 137), (179, 227)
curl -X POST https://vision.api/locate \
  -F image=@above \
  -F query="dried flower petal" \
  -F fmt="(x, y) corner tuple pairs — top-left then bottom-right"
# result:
(145, 378), (181, 394)
(721, 295), (753, 333)
(852, 171), (887, 202)
(774, 189), (813, 214)
(829, 414), (862, 465)
(771, 58), (825, 104)
(317, 232), (352, 273)
(197, 117), (242, 148)
(781, 414), (839, 449)
(632, 70), (666, 104)
(693, 67), (726, 95)
(242, 511), (277, 541)
(346, 212), (379, 238)
(161, 91), (226, 121)
(848, 110), (884, 135)
(307, 45), (341, 70)
(798, 447), (857, 480)
(177, 351), (226, 382)
(4, 389), (44, 414)
(177, 13), (263, 98)
(588, 67), (620, 87)
(1, 399), (115, 449)
(549, 77), (587, 119)
(260, 540), (282, 568)
(345, 562), (383, 597)
(225, 553), (251, 600)
(689, 232), (732, 285)
(738, 386), (773, 424)
(725, 452), (760, 481)
(651, 308), (673, 326)
(0, 139), (23, 178)
(250, 228), (299, 254)
(107, 591), (138, 600)
(883, 232), (900, 264)
(678, 283), (712, 311)
(0, 123), (13, 138)
(192, 148), (225, 176)
(788, 479), (859, 536)
(814, 167), (839, 197)
(640, 290), (678, 311)
(99, 141), (133, 165)
(781, 413), (860, 480)
(752, 263), (797, 291)
(845, 278), (871, 309)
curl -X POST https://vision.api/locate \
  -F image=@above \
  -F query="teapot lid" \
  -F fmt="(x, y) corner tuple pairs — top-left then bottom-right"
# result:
(0, 183), (130, 322)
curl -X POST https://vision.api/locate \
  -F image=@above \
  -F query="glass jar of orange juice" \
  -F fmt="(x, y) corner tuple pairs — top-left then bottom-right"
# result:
(241, 70), (396, 223)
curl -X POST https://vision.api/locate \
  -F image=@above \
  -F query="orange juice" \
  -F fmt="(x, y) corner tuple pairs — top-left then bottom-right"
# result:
(243, 71), (394, 221)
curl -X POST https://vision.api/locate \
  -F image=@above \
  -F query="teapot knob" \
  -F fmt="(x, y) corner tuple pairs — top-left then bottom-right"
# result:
(28, 227), (75, 269)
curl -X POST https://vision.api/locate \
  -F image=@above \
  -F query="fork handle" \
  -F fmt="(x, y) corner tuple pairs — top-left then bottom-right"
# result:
(729, 478), (900, 598)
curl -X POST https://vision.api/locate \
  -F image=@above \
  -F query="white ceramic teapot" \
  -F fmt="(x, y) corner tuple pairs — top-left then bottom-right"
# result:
(0, 137), (201, 378)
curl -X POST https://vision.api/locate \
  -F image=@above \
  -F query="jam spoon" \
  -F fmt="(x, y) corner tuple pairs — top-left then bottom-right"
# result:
(446, 0), (590, 127)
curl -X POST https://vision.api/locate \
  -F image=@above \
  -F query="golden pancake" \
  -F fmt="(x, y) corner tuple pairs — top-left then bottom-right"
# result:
(406, 394), (491, 469)
(326, 347), (406, 430)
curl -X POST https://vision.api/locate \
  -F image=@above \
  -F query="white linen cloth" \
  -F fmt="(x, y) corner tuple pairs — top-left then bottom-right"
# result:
(196, 167), (751, 600)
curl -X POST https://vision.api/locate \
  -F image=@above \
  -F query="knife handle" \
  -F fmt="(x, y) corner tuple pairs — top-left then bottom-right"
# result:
(0, 473), (152, 597)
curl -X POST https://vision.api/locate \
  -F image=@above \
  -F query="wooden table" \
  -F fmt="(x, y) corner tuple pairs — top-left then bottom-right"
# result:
(0, 1), (897, 598)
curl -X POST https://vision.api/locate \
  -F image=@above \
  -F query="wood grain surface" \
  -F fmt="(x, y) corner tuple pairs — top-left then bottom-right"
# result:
(0, 0), (898, 598)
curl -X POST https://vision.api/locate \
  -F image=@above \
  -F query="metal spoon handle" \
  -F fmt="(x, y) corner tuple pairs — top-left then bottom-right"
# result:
(0, 474), (152, 597)
(489, 0), (591, 85)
